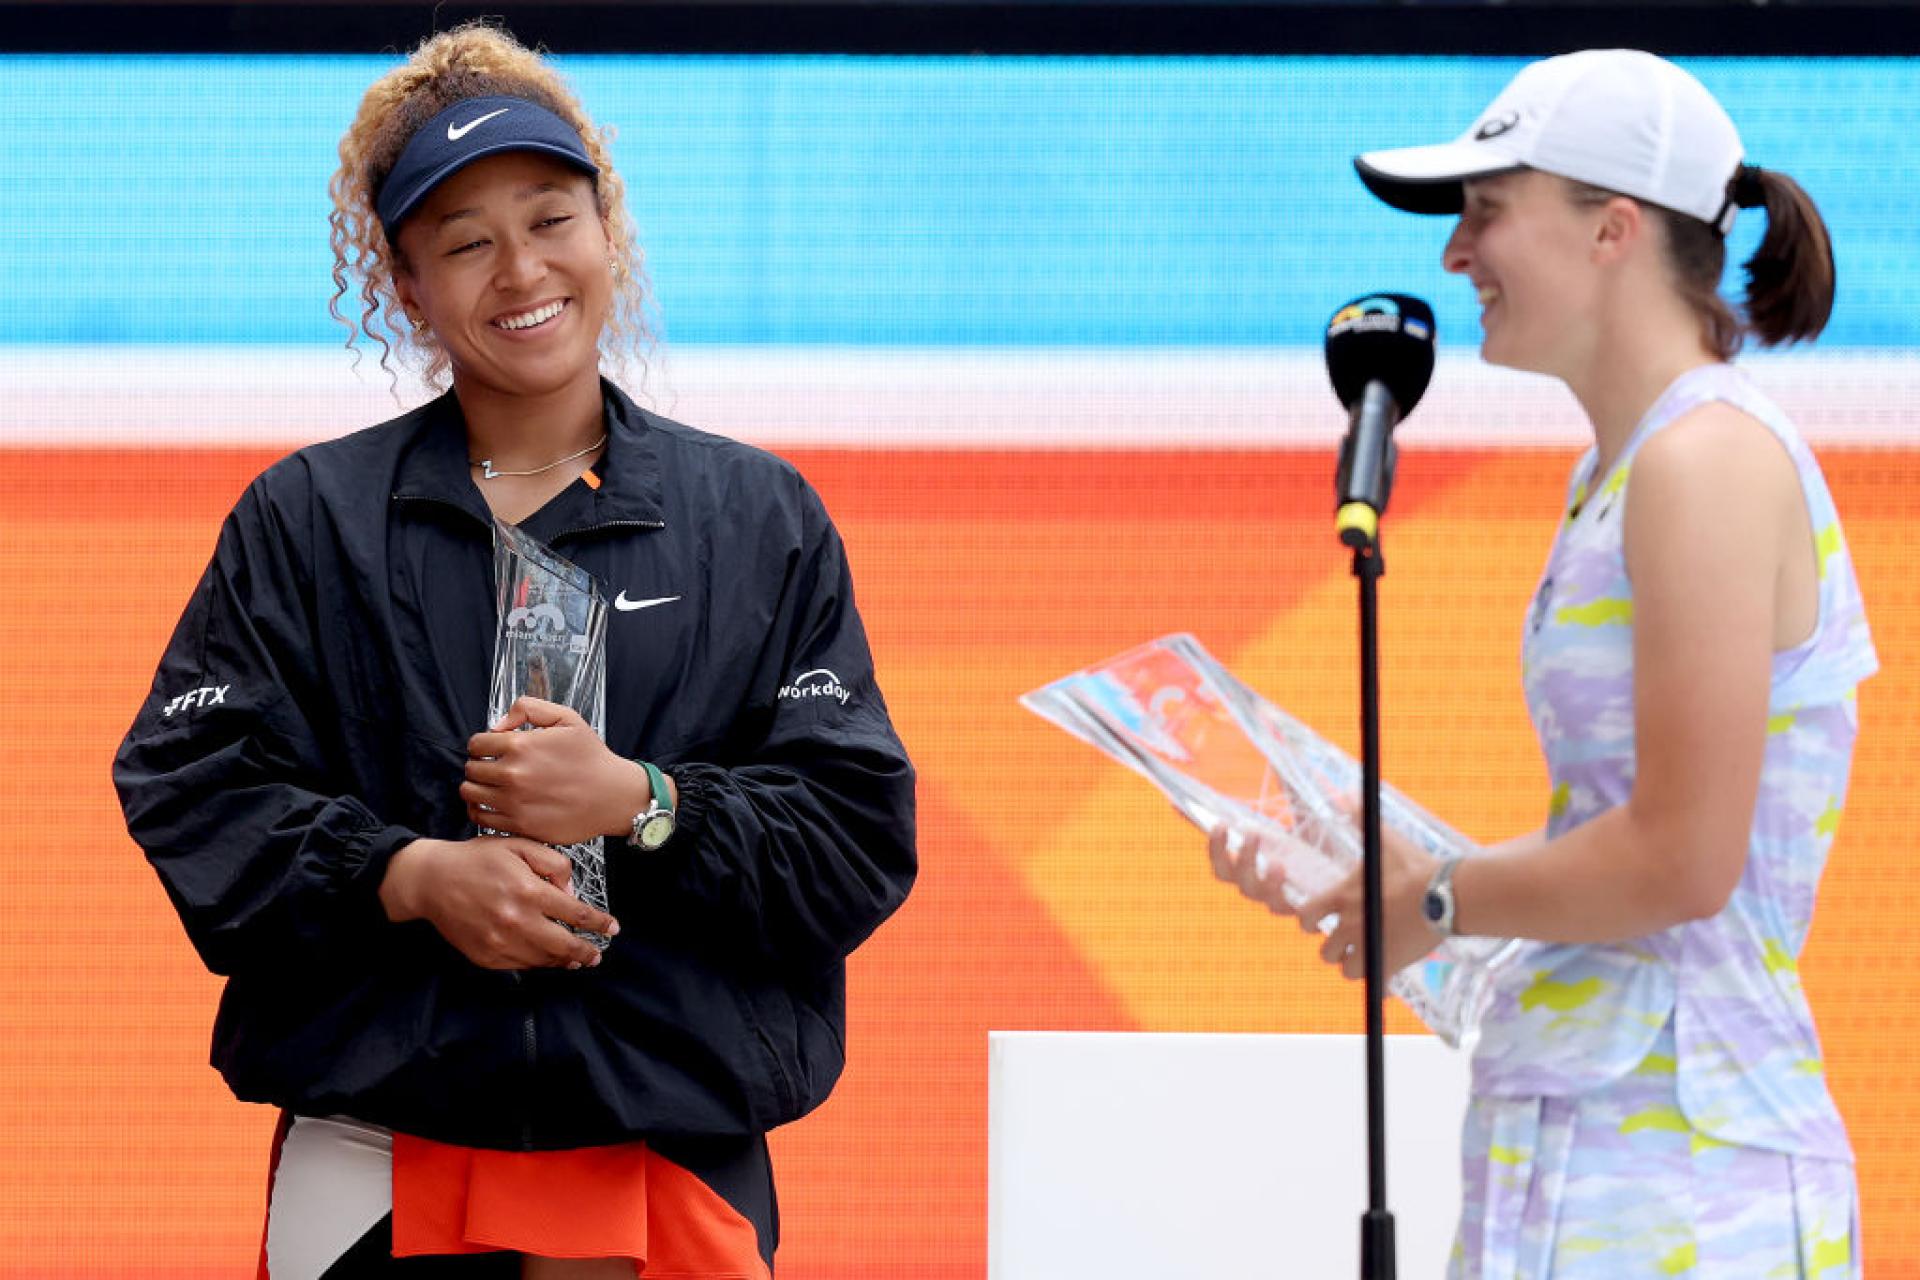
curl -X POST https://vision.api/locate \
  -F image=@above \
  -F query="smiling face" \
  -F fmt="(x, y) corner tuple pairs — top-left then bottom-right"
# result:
(1443, 170), (1614, 378)
(391, 150), (612, 403)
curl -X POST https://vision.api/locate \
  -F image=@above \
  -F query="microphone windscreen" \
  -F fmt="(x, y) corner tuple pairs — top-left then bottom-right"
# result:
(1324, 293), (1437, 417)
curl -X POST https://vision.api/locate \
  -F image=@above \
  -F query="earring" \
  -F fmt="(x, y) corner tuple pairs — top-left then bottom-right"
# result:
(408, 313), (428, 332)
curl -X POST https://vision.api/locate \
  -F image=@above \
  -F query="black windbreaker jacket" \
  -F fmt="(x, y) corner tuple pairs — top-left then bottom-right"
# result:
(114, 381), (916, 1150)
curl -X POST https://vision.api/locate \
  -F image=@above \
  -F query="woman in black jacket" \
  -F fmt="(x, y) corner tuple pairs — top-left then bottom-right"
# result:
(114, 24), (915, 1278)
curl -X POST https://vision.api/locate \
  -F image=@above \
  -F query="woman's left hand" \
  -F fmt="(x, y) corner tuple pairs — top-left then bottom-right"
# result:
(462, 696), (648, 845)
(1294, 817), (1442, 982)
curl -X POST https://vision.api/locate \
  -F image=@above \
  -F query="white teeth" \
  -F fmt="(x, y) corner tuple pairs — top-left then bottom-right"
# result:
(496, 299), (566, 331)
(1477, 285), (1499, 305)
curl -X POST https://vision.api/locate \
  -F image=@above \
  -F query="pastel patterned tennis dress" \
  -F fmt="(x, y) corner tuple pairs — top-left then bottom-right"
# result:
(1449, 363), (1876, 1279)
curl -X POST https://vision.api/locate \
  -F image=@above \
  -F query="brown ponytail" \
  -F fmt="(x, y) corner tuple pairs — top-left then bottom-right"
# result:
(1738, 167), (1836, 348)
(1653, 166), (1835, 359)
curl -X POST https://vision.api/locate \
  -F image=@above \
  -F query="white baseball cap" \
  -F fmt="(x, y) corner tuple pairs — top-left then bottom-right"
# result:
(1355, 50), (1746, 234)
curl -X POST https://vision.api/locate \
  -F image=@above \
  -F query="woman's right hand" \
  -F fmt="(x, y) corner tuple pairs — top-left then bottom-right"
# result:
(378, 837), (617, 970)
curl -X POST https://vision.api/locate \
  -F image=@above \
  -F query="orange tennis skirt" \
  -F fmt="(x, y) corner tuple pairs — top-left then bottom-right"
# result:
(258, 1115), (771, 1278)
(393, 1134), (770, 1277)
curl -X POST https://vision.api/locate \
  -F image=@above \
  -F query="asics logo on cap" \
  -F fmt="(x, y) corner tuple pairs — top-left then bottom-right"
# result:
(1474, 111), (1519, 141)
(447, 107), (510, 142)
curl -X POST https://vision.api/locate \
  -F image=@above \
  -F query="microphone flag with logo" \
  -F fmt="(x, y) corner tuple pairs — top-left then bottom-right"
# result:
(1326, 293), (1436, 546)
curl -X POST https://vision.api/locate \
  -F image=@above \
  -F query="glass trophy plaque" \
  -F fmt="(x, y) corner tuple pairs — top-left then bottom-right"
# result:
(487, 520), (613, 950)
(1021, 633), (1519, 1050)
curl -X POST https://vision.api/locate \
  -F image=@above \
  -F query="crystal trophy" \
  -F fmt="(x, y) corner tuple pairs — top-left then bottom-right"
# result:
(487, 520), (612, 950)
(1021, 633), (1519, 1050)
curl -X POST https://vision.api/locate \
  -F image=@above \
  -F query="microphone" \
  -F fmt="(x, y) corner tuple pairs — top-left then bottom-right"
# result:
(1326, 293), (1436, 548)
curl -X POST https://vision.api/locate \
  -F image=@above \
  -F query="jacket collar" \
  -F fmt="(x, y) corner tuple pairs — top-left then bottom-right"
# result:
(391, 378), (667, 535)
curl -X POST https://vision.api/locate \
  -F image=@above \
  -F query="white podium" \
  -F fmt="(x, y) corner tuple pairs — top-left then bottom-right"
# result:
(988, 1032), (1470, 1280)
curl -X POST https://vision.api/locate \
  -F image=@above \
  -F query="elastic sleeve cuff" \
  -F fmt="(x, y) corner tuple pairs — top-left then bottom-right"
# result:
(347, 822), (425, 927)
(665, 764), (714, 854)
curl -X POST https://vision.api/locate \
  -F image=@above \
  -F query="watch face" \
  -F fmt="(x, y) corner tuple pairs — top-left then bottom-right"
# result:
(640, 812), (676, 849)
(1422, 890), (1445, 923)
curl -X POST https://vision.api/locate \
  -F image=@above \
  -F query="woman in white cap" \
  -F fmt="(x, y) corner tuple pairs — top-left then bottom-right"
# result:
(115, 23), (916, 1278)
(1211, 50), (1871, 1277)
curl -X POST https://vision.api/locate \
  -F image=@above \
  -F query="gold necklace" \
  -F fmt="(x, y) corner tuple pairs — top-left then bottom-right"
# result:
(468, 434), (607, 480)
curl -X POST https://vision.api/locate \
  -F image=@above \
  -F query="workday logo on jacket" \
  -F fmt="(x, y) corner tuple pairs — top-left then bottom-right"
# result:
(779, 667), (852, 706)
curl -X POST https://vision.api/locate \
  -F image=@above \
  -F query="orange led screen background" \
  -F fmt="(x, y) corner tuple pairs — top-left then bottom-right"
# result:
(4, 441), (1917, 1276)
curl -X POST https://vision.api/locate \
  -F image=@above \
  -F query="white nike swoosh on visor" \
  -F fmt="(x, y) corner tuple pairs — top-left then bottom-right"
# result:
(447, 108), (510, 142)
(614, 593), (681, 611)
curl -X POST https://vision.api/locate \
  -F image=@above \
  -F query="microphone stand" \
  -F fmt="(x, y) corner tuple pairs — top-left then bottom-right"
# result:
(1337, 464), (1395, 1280)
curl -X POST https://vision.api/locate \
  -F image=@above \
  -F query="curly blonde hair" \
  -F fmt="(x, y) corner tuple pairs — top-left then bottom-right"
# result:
(328, 23), (653, 389)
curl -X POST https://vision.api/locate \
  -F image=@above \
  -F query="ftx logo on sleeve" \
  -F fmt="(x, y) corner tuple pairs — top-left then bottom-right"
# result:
(163, 684), (231, 717)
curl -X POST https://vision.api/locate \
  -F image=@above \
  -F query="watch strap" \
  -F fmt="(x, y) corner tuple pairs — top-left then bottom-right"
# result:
(639, 761), (673, 816)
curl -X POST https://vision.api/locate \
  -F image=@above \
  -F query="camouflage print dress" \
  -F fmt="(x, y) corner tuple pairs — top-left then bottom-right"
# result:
(1449, 363), (1876, 1280)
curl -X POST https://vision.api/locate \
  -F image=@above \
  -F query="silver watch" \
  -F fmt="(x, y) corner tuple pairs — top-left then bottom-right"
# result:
(1421, 857), (1462, 938)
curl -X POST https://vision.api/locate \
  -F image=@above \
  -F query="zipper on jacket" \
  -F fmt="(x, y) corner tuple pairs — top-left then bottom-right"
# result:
(391, 492), (495, 536)
(550, 517), (666, 548)
(521, 1008), (538, 1151)
(513, 971), (538, 1151)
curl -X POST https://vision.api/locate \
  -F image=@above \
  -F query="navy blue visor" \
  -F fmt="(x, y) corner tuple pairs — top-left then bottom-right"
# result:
(375, 95), (599, 237)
